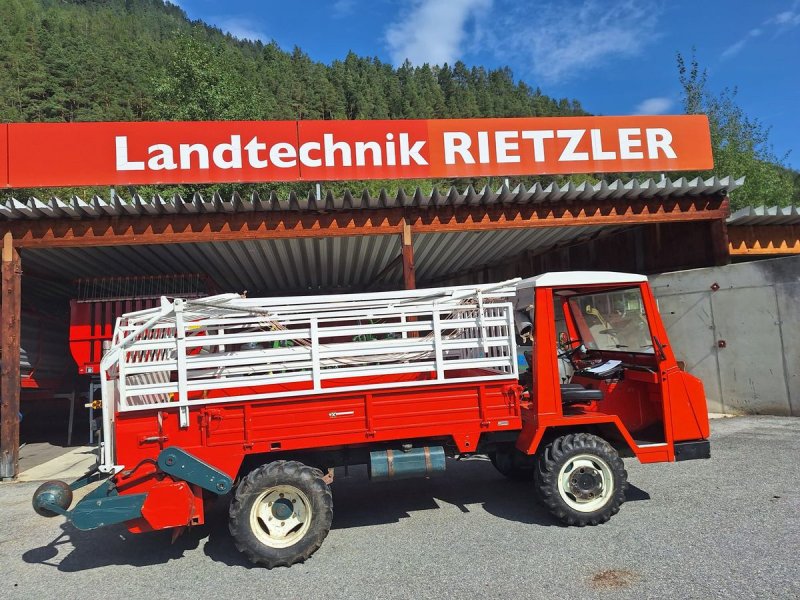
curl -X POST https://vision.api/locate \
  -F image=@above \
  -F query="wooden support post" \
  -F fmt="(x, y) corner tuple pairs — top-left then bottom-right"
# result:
(1, 232), (21, 480)
(400, 220), (418, 338)
(401, 219), (416, 290)
(709, 218), (732, 266)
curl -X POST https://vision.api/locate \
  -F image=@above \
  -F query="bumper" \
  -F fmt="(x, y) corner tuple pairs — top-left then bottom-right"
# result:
(674, 440), (711, 461)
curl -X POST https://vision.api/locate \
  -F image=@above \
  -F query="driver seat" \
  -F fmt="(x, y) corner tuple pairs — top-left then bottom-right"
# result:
(560, 383), (603, 405)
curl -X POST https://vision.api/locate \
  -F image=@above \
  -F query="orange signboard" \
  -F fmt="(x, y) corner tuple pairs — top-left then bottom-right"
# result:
(0, 124), (8, 188)
(3, 115), (712, 188)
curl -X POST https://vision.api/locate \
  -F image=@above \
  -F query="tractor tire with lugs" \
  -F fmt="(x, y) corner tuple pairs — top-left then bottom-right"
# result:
(229, 460), (333, 568)
(535, 433), (627, 526)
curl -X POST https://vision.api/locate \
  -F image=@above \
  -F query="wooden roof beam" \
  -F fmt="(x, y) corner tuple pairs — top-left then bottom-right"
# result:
(728, 224), (800, 256)
(1, 196), (728, 249)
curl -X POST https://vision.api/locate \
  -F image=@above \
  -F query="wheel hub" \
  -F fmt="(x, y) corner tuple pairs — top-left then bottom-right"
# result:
(271, 498), (294, 520)
(250, 485), (312, 549)
(568, 467), (603, 500)
(556, 453), (614, 512)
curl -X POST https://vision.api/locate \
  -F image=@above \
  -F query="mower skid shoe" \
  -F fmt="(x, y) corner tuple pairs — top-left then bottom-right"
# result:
(70, 480), (147, 531)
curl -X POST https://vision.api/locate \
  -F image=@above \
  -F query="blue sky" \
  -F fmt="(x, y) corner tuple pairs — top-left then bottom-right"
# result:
(170, 0), (800, 169)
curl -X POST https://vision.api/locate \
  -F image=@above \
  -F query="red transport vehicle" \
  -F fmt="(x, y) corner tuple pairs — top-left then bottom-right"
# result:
(33, 272), (710, 568)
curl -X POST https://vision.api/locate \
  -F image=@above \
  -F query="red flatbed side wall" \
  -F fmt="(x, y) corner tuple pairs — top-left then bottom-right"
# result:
(113, 377), (523, 481)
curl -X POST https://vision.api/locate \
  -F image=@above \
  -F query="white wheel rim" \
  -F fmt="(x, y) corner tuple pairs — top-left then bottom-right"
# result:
(556, 453), (614, 513)
(249, 485), (313, 548)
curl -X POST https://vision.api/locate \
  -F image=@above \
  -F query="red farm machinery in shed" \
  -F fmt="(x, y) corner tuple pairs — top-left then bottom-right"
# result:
(34, 272), (710, 568)
(69, 274), (215, 376)
(66, 274), (214, 442)
(17, 307), (72, 393)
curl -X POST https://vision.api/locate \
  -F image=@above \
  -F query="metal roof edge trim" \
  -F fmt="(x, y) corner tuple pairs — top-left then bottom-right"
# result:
(727, 204), (800, 226)
(0, 175), (743, 221)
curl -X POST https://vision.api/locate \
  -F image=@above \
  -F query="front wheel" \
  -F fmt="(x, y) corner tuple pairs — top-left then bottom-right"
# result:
(535, 433), (627, 526)
(229, 460), (333, 568)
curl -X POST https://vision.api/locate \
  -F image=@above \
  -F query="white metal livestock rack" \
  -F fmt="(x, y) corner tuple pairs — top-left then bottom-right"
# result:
(98, 280), (521, 472)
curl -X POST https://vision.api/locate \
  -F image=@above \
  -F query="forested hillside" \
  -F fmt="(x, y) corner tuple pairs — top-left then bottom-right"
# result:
(0, 0), (796, 206)
(0, 0), (583, 124)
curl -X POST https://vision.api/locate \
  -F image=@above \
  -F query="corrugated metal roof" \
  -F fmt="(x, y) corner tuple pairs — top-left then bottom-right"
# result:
(21, 225), (619, 293)
(23, 235), (402, 293)
(414, 226), (623, 282)
(0, 176), (744, 221)
(727, 205), (800, 226)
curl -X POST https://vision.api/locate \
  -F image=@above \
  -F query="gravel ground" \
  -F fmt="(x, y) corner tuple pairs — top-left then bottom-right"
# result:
(1, 415), (798, 600)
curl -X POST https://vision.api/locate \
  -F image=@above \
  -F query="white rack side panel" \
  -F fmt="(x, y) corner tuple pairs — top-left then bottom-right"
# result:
(101, 281), (520, 418)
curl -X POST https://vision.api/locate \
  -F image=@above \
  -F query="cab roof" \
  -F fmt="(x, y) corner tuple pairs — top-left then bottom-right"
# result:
(516, 271), (648, 289)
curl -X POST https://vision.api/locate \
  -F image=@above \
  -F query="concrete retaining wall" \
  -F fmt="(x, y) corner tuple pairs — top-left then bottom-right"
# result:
(651, 255), (799, 416)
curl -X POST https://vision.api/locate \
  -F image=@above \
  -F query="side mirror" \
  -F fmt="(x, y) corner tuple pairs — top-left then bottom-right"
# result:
(558, 331), (569, 345)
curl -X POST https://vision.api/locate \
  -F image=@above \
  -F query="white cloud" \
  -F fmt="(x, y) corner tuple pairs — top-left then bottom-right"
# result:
(721, 39), (748, 59)
(721, 27), (762, 60)
(722, 4), (800, 59)
(385, 0), (492, 66)
(634, 97), (674, 115)
(215, 17), (268, 42)
(491, 1), (662, 84)
(771, 8), (800, 27)
(332, 0), (356, 18)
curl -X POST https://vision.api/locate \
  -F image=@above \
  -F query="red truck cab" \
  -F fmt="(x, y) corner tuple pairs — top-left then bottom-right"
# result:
(516, 271), (709, 460)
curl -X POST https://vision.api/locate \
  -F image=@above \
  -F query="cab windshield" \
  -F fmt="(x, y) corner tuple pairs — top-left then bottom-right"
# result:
(567, 287), (654, 354)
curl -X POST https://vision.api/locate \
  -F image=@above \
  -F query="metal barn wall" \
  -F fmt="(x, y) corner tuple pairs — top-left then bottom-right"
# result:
(435, 220), (726, 286)
(651, 255), (800, 416)
(529, 221), (725, 274)
(5, 278), (74, 393)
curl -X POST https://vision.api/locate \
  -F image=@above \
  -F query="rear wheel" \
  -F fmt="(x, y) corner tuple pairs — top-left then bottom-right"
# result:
(535, 433), (627, 526)
(229, 460), (333, 568)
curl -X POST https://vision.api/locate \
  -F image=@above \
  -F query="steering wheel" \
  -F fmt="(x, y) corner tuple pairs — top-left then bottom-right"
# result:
(558, 338), (584, 360)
